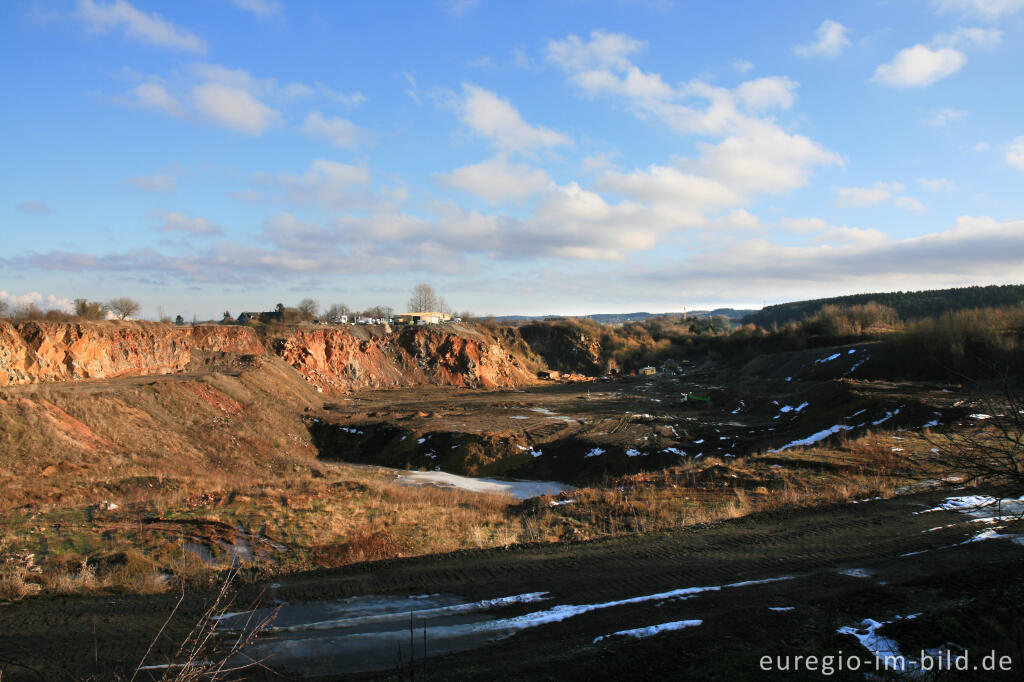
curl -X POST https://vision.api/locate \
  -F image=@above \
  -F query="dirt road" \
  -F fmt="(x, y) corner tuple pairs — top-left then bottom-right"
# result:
(2, 487), (1021, 680)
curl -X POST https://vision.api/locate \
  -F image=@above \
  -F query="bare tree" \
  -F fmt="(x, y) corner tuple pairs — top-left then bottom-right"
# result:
(74, 298), (107, 320)
(297, 298), (319, 320)
(11, 302), (44, 319)
(0, 300), (8, 318)
(408, 284), (440, 312)
(107, 297), (141, 320)
(325, 303), (351, 323)
(923, 380), (1024, 485)
(362, 305), (393, 320)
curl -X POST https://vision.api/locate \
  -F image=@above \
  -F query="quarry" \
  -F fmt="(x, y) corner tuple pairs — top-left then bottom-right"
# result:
(0, 316), (1021, 679)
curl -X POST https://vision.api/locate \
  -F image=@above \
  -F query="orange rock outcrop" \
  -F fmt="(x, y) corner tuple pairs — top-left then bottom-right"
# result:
(0, 321), (535, 392)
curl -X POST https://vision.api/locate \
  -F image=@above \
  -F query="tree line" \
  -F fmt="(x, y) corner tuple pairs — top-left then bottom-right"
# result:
(0, 283), (478, 326)
(742, 284), (1024, 328)
(0, 297), (141, 322)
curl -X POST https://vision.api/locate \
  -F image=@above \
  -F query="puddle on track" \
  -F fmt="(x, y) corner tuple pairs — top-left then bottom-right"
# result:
(217, 592), (549, 676)
(394, 470), (573, 499)
(216, 576), (795, 676)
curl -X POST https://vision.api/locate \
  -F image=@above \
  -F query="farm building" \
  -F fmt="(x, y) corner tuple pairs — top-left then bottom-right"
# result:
(394, 311), (451, 325)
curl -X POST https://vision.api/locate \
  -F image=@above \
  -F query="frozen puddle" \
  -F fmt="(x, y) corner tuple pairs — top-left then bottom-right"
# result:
(395, 470), (573, 500)
(220, 576), (794, 675)
(218, 592), (550, 676)
(912, 493), (1024, 546)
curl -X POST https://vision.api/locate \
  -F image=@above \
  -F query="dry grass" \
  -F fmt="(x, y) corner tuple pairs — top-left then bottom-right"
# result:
(0, 570), (41, 601)
(0, 351), (956, 599)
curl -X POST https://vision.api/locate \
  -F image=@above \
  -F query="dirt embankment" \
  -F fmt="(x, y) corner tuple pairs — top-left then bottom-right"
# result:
(0, 321), (264, 386)
(518, 323), (605, 375)
(276, 325), (536, 393)
(0, 321), (537, 392)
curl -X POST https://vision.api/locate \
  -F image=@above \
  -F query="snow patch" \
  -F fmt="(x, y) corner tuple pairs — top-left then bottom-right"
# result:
(770, 424), (852, 452)
(593, 619), (702, 643)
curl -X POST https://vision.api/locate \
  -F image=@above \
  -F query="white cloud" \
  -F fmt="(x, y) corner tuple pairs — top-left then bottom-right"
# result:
(835, 181), (904, 207)
(127, 171), (177, 192)
(571, 66), (674, 99)
(547, 30), (645, 72)
(734, 77), (798, 111)
(154, 211), (221, 235)
(1007, 136), (1024, 170)
(933, 26), (1003, 48)
(917, 175), (954, 191)
(226, 0), (281, 17)
(732, 59), (754, 74)
(259, 213), (331, 252)
(549, 31), (839, 206)
(77, 0), (206, 54)
(925, 107), (967, 126)
(973, 141), (991, 151)
(458, 84), (569, 153)
(872, 45), (966, 88)
(316, 84), (366, 107)
(794, 20), (851, 58)
(434, 158), (554, 205)
(301, 111), (365, 148)
(894, 196), (927, 212)
(719, 208), (760, 229)
(780, 217), (888, 246)
(933, 0), (1024, 18)
(628, 215), (1024, 298)
(189, 63), (312, 100)
(919, 177), (955, 192)
(255, 159), (372, 208)
(834, 182), (925, 212)
(597, 165), (744, 216)
(191, 83), (282, 135)
(128, 82), (185, 116)
(0, 290), (74, 313)
(691, 120), (842, 195)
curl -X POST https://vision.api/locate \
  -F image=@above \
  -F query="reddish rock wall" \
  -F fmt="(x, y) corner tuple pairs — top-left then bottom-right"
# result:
(277, 326), (535, 392)
(0, 321), (535, 391)
(0, 321), (263, 386)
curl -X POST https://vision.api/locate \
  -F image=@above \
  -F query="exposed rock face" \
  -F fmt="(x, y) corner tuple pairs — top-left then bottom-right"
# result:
(0, 321), (535, 391)
(277, 325), (535, 392)
(518, 323), (605, 375)
(0, 321), (264, 386)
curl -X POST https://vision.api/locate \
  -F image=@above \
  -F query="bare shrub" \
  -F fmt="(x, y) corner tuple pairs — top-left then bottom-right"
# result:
(0, 570), (41, 601)
(923, 382), (1023, 485)
(45, 562), (98, 594)
(133, 565), (279, 681)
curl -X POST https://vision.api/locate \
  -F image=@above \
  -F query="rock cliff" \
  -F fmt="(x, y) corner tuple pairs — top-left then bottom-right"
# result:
(0, 321), (264, 386)
(276, 325), (535, 392)
(0, 321), (535, 391)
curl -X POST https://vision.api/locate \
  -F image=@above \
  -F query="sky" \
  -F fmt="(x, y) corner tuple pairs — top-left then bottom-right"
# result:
(2, 0), (1023, 320)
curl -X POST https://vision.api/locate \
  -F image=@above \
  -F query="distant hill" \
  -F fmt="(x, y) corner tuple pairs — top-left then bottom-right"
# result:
(742, 284), (1024, 328)
(496, 309), (755, 325)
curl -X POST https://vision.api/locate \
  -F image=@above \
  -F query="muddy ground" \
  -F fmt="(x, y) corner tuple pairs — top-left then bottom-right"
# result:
(1, 487), (1021, 680)
(307, 342), (968, 484)
(2, 340), (1017, 680)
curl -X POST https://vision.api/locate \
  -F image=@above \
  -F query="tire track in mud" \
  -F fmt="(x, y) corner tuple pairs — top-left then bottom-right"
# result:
(2, 490), (1020, 680)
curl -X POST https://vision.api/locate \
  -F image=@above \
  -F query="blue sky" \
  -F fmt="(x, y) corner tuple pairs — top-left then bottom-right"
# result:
(2, 0), (1023, 319)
